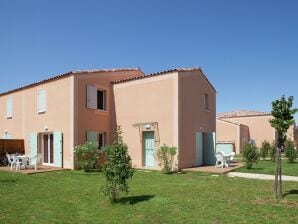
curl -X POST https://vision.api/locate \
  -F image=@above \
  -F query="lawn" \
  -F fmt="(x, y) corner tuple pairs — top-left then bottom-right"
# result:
(0, 170), (298, 224)
(236, 160), (298, 176)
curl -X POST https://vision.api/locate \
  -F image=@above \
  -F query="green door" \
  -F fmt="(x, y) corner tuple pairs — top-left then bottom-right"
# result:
(143, 131), (154, 167)
(204, 132), (216, 165)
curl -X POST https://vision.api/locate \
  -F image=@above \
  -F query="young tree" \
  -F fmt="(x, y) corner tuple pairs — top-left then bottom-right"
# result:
(102, 126), (134, 203)
(270, 95), (298, 200)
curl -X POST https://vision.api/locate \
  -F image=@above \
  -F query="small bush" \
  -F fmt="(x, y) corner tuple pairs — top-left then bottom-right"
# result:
(285, 140), (297, 163)
(102, 127), (134, 203)
(260, 140), (271, 160)
(242, 143), (259, 169)
(74, 142), (98, 171)
(269, 142), (277, 162)
(157, 144), (177, 174)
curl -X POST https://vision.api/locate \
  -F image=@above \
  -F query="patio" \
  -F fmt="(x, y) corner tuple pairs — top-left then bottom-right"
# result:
(183, 161), (244, 174)
(0, 166), (69, 175)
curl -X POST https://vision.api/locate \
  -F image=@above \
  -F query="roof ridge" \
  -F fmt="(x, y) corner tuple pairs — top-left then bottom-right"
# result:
(0, 67), (141, 97)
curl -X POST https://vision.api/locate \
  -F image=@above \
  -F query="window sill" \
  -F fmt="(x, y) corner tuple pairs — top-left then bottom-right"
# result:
(38, 111), (46, 115)
(6, 117), (12, 120)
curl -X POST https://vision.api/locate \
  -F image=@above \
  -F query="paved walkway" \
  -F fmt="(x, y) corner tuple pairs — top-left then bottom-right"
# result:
(183, 162), (244, 174)
(228, 172), (298, 182)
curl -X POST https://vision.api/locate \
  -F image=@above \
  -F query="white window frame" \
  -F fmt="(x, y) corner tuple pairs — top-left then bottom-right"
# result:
(37, 89), (46, 114)
(6, 97), (13, 119)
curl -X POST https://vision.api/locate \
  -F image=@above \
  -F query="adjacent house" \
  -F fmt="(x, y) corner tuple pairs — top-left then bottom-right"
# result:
(216, 110), (296, 154)
(0, 67), (216, 170)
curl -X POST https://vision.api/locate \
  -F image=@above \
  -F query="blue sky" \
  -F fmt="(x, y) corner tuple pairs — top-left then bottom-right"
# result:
(0, 0), (297, 121)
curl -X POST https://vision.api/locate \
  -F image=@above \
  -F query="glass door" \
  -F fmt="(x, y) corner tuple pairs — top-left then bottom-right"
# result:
(43, 133), (54, 165)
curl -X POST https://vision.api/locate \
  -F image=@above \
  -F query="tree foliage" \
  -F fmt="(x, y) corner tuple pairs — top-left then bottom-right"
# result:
(157, 144), (177, 174)
(285, 140), (297, 163)
(102, 127), (134, 203)
(270, 95), (298, 200)
(242, 142), (259, 169)
(74, 142), (98, 171)
(260, 140), (270, 160)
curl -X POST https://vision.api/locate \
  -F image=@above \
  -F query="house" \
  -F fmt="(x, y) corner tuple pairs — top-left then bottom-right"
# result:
(216, 110), (296, 154)
(0, 67), (216, 170)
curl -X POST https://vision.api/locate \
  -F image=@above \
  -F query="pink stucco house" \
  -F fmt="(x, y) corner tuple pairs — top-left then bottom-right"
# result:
(0, 67), (216, 170)
(216, 110), (296, 154)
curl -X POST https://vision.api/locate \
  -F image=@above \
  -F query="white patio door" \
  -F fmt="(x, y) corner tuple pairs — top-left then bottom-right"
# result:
(42, 133), (54, 165)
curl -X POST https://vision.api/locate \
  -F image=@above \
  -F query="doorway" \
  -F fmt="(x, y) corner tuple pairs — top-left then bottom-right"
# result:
(42, 133), (54, 165)
(143, 131), (155, 167)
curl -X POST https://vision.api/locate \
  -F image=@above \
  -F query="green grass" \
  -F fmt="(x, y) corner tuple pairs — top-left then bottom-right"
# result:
(0, 170), (298, 224)
(236, 160), (298, 176)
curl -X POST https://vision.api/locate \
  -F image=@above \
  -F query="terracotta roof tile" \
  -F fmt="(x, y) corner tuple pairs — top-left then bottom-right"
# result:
(0, 68), (141, 97)
(112, 67), (216, 92)
(217, 110), (271, 118)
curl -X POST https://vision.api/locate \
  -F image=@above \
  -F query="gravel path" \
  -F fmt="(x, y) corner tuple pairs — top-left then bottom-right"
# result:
(227, 172), (298, 182)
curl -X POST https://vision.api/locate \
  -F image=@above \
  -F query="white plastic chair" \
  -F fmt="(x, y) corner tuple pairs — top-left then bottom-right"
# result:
(16, 156), (29, 170)
(215, 152), (225, 168)
(28, 155), (38, 170)
(8, 154), (17, 170)
(229, 152), (236, 162)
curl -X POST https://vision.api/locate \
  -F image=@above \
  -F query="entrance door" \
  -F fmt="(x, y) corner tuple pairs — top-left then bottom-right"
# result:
(143, 131), (155, 167)
(43, 133), (54, 165)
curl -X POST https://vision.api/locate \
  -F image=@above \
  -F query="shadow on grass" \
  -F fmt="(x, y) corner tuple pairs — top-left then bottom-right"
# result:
(0, 179), (17, 183)
(283, 190), (298, 198)
(119, 195), (155, 205)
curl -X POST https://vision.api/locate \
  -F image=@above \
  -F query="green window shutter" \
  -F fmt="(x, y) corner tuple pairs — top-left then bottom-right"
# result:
(86, 85), (97, 109)
(53, 131), (63, 168)
(86, 131), (98, 146)
(6, 97), (13, 118)
(196, 132), (203, 166)
(205, 132), (216, 165)
(37, 89), (46, 113)
(29, 133), (38, 158)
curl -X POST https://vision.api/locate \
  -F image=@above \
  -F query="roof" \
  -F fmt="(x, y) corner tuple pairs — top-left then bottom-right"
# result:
(216, 118), (248, 127)
(217, 110), (272, 118)
(112, 67), (216, 93)
(0, 68), (141, 97)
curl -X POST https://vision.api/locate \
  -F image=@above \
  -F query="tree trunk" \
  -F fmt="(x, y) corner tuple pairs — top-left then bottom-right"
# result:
(279, 147), (283, 198)
(274, 147), (278, 199)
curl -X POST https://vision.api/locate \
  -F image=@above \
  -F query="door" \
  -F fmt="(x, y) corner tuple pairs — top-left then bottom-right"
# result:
(143, 131), (155, 167)
(42, 133), (54, 165)
(195, 132), (203, 166)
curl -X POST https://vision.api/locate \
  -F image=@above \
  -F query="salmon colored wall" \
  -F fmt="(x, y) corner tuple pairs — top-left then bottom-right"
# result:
(216, 120), (239, 153)
(178, 70), (216, 168)
(75, 70), (143, 147)
(223, 116), (275, 148)
(0, 77), (74, 168)
(113, 73), (177, 169)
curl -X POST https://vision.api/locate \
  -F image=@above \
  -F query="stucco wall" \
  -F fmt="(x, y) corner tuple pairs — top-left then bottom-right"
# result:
(222, 116), (274, 148)
(179, 70), (216, 168)
(113, 73), (177, 169)
(75, 70), (143, 147)
(216, 120), (239, 152)
(0, 77), (74, 168)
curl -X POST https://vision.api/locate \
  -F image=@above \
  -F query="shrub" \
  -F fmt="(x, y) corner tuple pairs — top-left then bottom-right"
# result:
(285, 140), (297, 163)
(242, 142), (259, 169)
(102, 127), (134, 203)
(157, 144), (177, 174)
(260, 140), (271, 160)
(74, 142), (98, 171)
(269, 142), (277, 162)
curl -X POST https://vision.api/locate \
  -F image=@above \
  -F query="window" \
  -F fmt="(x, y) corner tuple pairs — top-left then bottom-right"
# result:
(86, 131), (106, 150)
(6, 97), (13, 119)
(37, 89), (46, 113)
(98, 132), (106, 149)
(204, 94), (209, 111)
(86, 85), (106, 111)
(97, 90), (106, 110)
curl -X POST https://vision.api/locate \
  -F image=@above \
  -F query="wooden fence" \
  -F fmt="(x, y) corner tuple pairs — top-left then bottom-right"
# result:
(0, 139), (25, 155)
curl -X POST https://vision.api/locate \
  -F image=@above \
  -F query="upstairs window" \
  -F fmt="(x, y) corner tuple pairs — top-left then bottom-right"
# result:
(204, 94), (209, 111)
(37, 89), (46, 113)
(6, 97), (13, 119)
(87, 85), (106, 111)
(97, 90), (106, 110)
